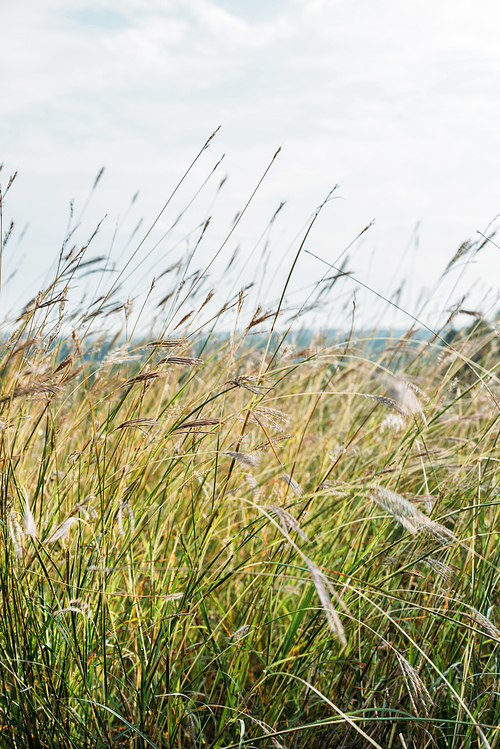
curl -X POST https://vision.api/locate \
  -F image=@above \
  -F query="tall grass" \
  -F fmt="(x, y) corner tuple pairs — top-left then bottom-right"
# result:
(1, 148), (500, 748)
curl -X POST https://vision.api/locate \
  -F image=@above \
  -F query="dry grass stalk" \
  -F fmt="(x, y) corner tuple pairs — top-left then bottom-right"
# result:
(0, 382), (62, 405)
(395, 651), (433, 717)
(158, 356), (204, 366)
(458, 606), (500, 640)
(172, 418), (220, 433)
(115, 418), (158, 433)
(423, 558), (453, 582)
(125, 371), (164, 385)
(445, 239), (472, 272)
(266, 505), (309, 542)
(227, 376), (268, 395)
(247, 305), (276, 330)
(145, 338), (189, 348)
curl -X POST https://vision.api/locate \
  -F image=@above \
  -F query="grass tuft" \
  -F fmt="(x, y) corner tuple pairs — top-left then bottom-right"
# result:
(1, 150), (500, 748)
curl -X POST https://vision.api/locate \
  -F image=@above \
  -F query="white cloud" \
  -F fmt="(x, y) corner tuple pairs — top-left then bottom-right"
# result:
(2, 0), (500, 327)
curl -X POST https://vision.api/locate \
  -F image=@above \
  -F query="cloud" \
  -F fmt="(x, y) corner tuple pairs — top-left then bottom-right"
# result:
(69, 8), (130, 29)
(3, 0), (500, 325)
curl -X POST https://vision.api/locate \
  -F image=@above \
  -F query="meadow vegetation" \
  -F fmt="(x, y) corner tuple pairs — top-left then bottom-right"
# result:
(1, 147), (500, 748)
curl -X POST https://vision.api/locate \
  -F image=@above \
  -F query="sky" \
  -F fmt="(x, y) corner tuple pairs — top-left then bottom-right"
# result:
(2, 0), (500, 332)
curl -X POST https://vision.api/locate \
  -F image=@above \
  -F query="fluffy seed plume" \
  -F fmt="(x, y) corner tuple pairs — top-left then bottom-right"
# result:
(244, 472), (260, 498)
(384, 377), (424, 416)
(99, 344), (141, 370)
(252, 434), (292, 452)
(370, 486), (457, 544)
(220, 450), (260, 467)
(22, 487), (38, 538)
(282, 473), (304, 497)
(117, 499), (135, 537)
(8, 511), (24, 559)
(53, 354), (74, 375)
(45, 517), (80, 544)
(373, 395), (411, 418)
(254, 406), (289, 427)
(304, 557), (347, 648)
(295, 346), (321, 359)
(53, 599), (91, 618)
(229, 624), (252, 642)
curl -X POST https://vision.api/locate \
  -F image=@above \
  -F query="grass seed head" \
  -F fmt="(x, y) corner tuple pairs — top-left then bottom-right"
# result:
(220, 450), (260, 467)
(304, 557), (347, 648)
(266, 504), (309, 542)
(383, 377), (423, 417)
(370, 486), (457, 544)
(45, 516), (80, 544)
(281, 472), (304, 497)
(395, 651), (433, 717)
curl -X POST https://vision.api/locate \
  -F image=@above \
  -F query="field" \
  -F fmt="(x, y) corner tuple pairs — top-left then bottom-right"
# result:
(1, 158), (500, 748)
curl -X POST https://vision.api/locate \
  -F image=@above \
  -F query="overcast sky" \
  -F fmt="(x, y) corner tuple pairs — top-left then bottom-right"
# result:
(2, 0), (500, 331)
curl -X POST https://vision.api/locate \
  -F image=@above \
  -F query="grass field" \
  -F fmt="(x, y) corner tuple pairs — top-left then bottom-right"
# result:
(2, 155), (500, 748)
